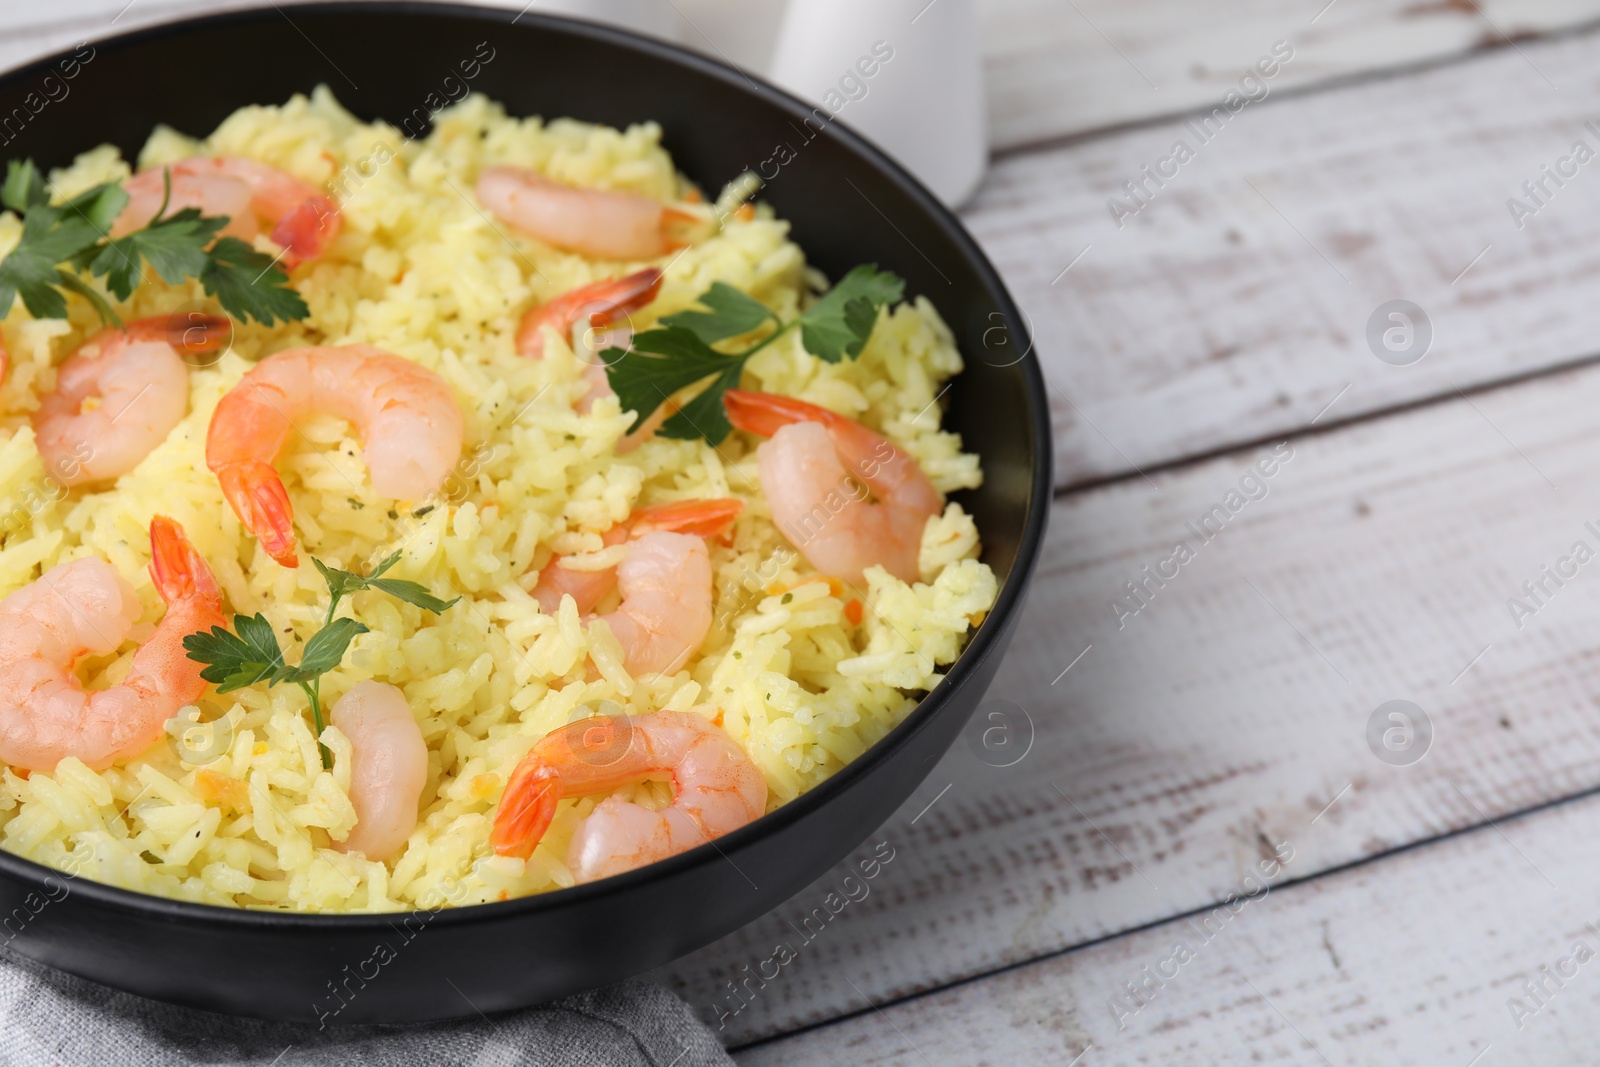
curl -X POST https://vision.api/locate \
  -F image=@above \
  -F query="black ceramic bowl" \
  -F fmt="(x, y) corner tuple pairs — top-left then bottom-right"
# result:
(0, 2), (1050, 1022)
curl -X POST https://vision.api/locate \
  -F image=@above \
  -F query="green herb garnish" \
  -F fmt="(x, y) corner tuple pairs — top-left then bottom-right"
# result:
(197, 236), (308, 327)
(0, 158), (309, 328)
(603, 264), (904, 445)
(183, 551), (458, 768)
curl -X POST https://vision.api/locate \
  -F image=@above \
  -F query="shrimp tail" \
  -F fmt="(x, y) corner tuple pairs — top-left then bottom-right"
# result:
(168, 313), (232, 358)
(124, 313), (231, 358)
(517, 268), (664, 359)
(489, 761), (562, 860)
(148, 515), (220, 605)
(631, 497), (744, 539)
(661, 207), (708, 251)
(723, 389), (848, 438)
(270, 195), (341, 268)
(216, 461), (299, 567)
(584, 268), (663, 327)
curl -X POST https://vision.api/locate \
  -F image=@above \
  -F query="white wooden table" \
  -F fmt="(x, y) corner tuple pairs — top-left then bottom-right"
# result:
(14, 1), (1600, 1062)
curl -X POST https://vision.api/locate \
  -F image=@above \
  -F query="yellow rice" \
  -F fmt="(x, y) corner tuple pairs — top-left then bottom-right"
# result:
(0, 88), (997, 911)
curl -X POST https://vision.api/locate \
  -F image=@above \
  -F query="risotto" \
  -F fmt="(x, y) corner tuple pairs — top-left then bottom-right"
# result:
(0, 88), (996, 912)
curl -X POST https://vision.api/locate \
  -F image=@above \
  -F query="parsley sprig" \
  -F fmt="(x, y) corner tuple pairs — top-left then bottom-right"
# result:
(183, 551), (458, 768)
(603, 264), (904, 445)
(0, 158), (309, 329)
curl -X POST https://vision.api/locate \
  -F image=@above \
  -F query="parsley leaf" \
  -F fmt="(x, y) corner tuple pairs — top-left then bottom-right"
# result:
(366, 578), (460, 614)
(313, 552), (459, 616)
(85, 206), (223, 300)
(602, 326), (738, 437)
(186, 552), (456, 769)
(659, 282), (775, 343)
(0, 200), (108, 319)
(603, 266), (904, 445)
(59, 181), (131, 235)
(0, 157), (313, 328)
(200, 236), (309, 326)
(276, 617), (370, 685)
(0, 168), (132, 322)
(312, 556), (372, 615)
(183, 613), (285, 693)
(796, 264), (904, 363)
(1, 159), (47, 213)
(54, 270), (121, 327)
(659, 360), (742, 443)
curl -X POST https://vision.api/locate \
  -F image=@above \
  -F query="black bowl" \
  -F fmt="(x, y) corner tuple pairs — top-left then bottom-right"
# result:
(0, 2), (1050, 1022)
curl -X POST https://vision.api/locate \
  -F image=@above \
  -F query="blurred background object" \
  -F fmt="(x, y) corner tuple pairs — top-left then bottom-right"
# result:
(674, 0), (789, 71)
(525, 0), (990, 206)
(527, 0), (685, 41)
(766, 0), (988, 206)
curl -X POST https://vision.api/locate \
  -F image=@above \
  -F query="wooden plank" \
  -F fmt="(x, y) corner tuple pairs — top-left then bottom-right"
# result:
(735, 789), (1600, 1065)
(981, 0), (1600, 149)
(659, 354), (1600, 1044)
(967, 21), (1600, 487)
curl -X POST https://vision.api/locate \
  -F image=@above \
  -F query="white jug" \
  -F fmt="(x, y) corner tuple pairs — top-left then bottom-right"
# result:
(765, 0), (988, 207)
(524, 0), (685, 43)
(672, 0), (790, 71)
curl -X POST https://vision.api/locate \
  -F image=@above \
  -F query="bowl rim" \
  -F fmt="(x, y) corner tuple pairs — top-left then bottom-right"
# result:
(0, 0), (1054, 931)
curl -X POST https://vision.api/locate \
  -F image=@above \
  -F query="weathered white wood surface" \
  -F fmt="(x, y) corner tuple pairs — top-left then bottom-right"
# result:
(967, 20), (1600, 488)
(981, 0), (1600, 149)
(658, 353), (1600, 1045)
(5, 3), (1600, 1064)
(738, 789), (1600, 1066)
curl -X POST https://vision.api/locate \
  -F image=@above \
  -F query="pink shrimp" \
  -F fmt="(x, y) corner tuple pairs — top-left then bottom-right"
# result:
(517, 268), (663, 361)
(724, 390), (942, 585)
(0, 516), (224, 773)
(33, 315), (230, 487)
(330, 680), (427, 863)
(205, 345), (464, 568)
(533, 497), (743, 617)
(516, 269), (675, 451)
(476, 166), (704, 261)
(114, 157), (341, 268)
(599, 531), (714, 678)
(489, 708), (766, 882)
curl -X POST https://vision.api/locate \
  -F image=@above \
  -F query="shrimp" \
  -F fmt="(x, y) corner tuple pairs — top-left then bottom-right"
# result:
(33, 314), (230, 487)
(329, 680), (427, 863)
(724, 390), (943, 585)
(517, 268), (663, 362)
(533, 497), (743, 616)
(114, 157), (341, 268)
(517, 269), (671, 450)
(476, 166), (703, 261)
(600, 531), (714, 678)
(0, 516), (224, 773)
(489, 708), (767, 882)
(206, 345), (465, 568)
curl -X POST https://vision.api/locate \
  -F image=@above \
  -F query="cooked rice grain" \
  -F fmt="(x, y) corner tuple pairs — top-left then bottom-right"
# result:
(0, 89), (996, 911)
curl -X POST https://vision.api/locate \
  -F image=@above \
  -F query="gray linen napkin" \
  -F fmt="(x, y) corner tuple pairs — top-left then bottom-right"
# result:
(0, 950), (732, 1067)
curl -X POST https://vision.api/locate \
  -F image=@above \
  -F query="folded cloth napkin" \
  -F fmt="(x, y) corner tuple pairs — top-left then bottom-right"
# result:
(0, 950), (732, 1067)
